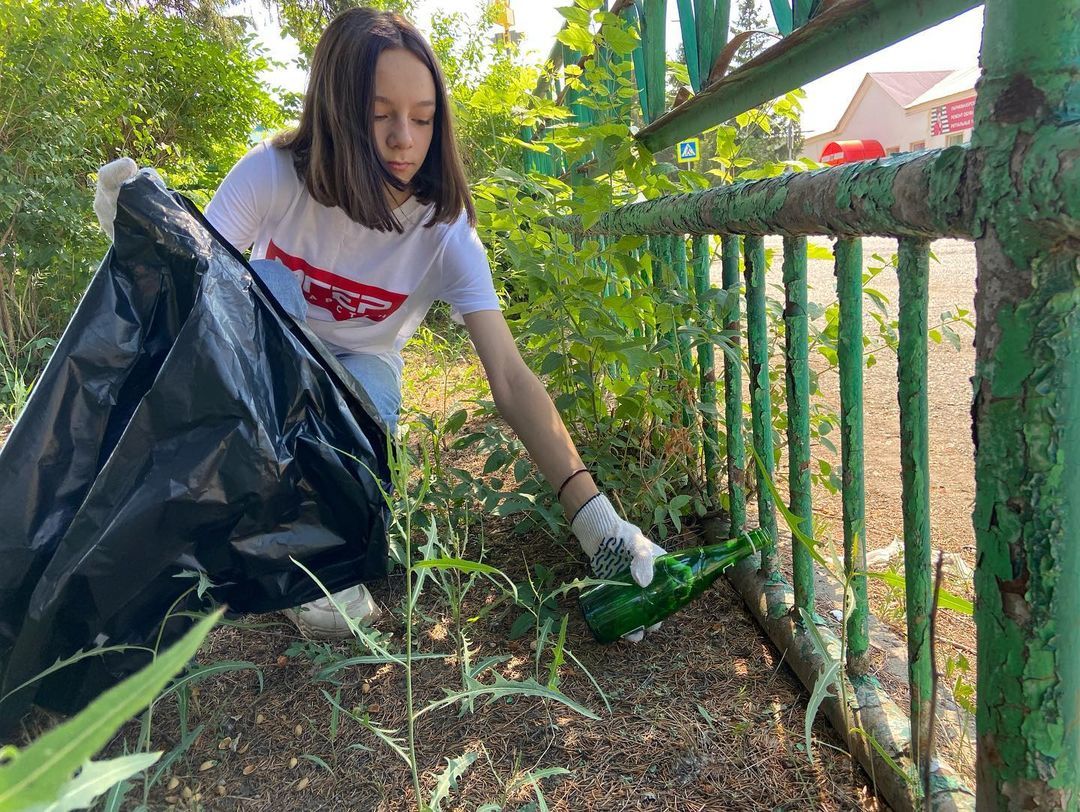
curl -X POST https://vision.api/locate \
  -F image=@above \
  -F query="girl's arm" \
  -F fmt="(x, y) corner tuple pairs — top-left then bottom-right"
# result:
(462, 310), (666, 608)
(461, 310), (596, 517)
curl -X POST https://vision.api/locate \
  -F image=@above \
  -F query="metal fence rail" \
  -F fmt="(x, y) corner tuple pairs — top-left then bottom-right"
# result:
(548, 3), (1080, 803)
(536, 0), (1079, 807)
(563, 183), (976, 808)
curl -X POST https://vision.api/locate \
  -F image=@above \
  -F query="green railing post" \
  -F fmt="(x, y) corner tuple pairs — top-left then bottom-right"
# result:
(896, 237), (933, 776)
(650, 235), (672, 357)
(669, 236), (696, 395)
(636, 0), (983, 152)
(782, 236), (814, 618)
(633, 0), (667, 124)
(702, 0), (729, 92)
(692, 236), (720, 505)
(971, 0), (1080, 805)
(674, 0), (701, 92)
(720, 235), (747, 534)
(835, 237), (869, 675)
(743, 235), (779, 574)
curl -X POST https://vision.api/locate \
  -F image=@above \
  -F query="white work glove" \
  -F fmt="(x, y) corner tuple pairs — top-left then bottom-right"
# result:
(94, 157), (138, 241)
(94, 157), (166, 241)
(572, 493), (666, 642)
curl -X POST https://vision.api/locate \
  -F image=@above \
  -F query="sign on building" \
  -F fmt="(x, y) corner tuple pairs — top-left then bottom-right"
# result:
(676, 137), (700, 163)
(930, 95), (977, 136)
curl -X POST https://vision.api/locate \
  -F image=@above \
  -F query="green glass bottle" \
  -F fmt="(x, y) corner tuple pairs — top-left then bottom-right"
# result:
(579, 528), (773, 643)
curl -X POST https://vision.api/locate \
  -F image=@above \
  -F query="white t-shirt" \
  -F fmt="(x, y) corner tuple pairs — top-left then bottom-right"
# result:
(204, 141), (500, 370)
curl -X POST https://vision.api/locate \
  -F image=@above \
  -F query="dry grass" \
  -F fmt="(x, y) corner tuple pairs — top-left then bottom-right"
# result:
(97, 533), (886, 812)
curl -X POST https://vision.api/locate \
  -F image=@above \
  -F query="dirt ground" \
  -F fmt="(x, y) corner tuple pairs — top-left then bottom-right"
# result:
(781, 236), (977, 676)
(5, 236), (978, 811)
(754, 236), (979, 777)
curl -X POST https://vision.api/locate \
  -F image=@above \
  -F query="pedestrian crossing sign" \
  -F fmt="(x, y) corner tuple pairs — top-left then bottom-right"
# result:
(677, 137), (700, 163)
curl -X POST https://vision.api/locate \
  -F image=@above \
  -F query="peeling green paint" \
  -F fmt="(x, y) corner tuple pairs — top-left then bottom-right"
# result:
(782, 237), (815, 618)
(721, 236), (747, 535)
(691, 235), (721, 505)
(896, 238), (933, 775)
(970, 0), (1080, 806)
(542, 0), (1079, 803)
(835, 238), (869, 674)
(562, 148), (975, 239)
(743, 236), (780, 578)
(635, 0), (983, 152)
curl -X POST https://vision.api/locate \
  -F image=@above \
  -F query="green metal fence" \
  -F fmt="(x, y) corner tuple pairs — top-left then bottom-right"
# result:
(533, 0), (1079, 808)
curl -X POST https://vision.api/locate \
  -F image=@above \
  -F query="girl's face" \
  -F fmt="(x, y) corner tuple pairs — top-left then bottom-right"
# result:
(373, 48), (436, 206)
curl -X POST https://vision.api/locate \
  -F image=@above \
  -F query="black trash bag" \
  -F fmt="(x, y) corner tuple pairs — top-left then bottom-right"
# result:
(0, 174), (391, 729)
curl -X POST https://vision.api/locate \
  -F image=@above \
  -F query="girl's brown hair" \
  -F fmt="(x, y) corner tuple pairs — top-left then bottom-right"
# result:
(274, 8), (474, 232)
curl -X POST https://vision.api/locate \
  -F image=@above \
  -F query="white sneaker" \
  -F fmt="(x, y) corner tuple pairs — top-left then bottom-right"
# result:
(283, 584), (382, 640)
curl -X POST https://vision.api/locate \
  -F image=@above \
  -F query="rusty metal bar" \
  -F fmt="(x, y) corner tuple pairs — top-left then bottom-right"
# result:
(637, 0), (982, 152)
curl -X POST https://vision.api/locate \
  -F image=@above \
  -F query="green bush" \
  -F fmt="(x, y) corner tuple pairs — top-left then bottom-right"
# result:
(0, 0), (282, 383)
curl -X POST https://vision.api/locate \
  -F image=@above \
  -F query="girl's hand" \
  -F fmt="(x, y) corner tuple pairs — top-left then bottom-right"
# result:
(572, 494), (666, 642)
(94, 158), (166, 241)
(94, 157), (138, 241)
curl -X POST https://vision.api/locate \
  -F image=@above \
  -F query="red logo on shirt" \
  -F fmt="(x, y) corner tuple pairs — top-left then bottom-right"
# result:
(266, 241), (407, 322)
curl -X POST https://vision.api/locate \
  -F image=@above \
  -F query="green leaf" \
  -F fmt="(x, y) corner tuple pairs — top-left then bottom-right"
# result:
(696, 704), (717, 731)
(509, 612), (534, 640)
(804, 660), (840, 765)
(0, 610), (222, 809)
(492, 496), (534, 517)
(555, 24), (594, 55)
(0, 644), (154, 707)
(154, 661), (263, 707)
(428, 752), (477, 812)
(668, 494), (691, 511)
(412, 558), (520, 605)
(540, 351), (566, 375)
(865, 571), (973, 616)
(443, 409), (468, 436)
(299, 754), (335, 775)
(849, 727), (919, 788)
(483, 449), (511, 474)
(555, 5), (590, 25)
(546, 615), (569, 689)
(416, 674), (600, 721)
(145, 723), (204, 794)
(751, 450), (832, 572)
(413, 557), (503, 576)
(30, 753), (162, 812)
(599, 23), (639, 55)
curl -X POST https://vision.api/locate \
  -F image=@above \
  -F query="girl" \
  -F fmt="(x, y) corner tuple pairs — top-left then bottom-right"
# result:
(95, 7), (664, 641)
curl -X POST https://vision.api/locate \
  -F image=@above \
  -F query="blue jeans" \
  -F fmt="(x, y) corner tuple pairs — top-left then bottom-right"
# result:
(250, 259), (401, 433)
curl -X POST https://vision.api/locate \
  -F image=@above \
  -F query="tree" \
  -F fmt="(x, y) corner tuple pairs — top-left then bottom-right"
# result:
(0, 0), (282, 369)
(728, 0), (803, 164)
(731, 0), (770, 67)
(268, 0), (415, 63)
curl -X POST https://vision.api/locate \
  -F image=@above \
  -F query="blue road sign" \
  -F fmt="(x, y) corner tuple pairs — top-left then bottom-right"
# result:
(677, 138), (700, 163)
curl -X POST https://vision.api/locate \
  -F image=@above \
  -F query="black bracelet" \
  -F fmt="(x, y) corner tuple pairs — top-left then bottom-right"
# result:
(570, 492), (603, 526)
(556, 468), (589, 501)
